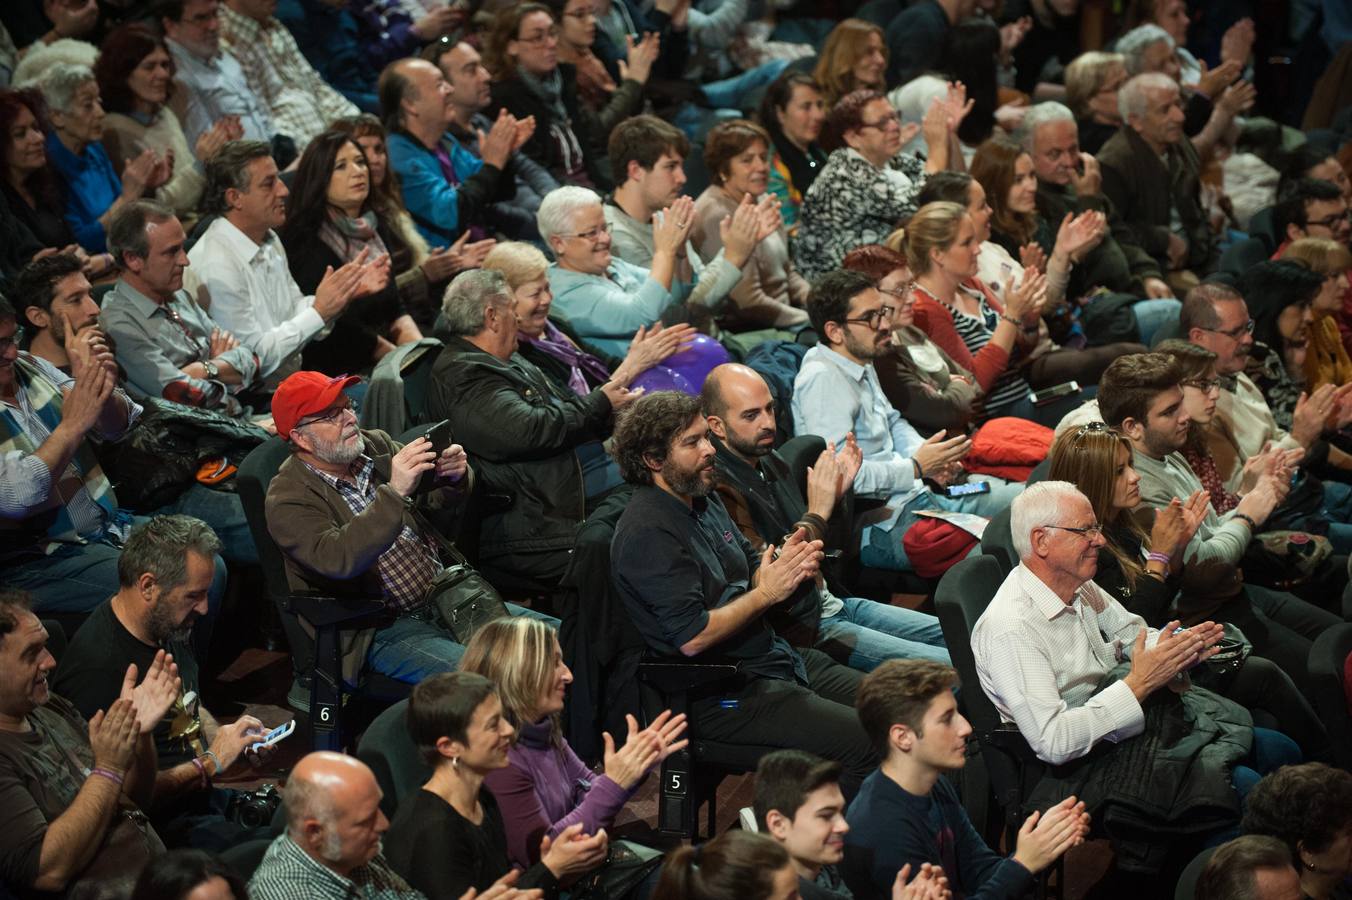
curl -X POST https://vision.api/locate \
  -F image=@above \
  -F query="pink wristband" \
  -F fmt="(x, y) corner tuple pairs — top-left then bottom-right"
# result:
(91, 767), (124, 786)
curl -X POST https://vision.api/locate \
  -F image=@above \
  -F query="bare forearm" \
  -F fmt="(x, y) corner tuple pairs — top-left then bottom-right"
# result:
(648, 249), (677, 291)
(680, 589), (772, 656)
(35, 777), (123, 891)
(33, 421), (89, 488)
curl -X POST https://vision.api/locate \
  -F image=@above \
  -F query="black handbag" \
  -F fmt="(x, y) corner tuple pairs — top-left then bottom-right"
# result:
(571, 839), (666, 900)
(411, 508), (511, 643)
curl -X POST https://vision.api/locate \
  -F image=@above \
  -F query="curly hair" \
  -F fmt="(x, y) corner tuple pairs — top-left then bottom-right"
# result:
(1241, 763), (1352, 856)
(611, 391), (703, 486)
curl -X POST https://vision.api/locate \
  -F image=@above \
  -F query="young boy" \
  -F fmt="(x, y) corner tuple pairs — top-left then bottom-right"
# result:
(842, 660), (1089, 899)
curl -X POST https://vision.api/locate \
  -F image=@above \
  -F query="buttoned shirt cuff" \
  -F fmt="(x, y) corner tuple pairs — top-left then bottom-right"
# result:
(296, 304), (327, 339)
(1097, 679), (1146, 742)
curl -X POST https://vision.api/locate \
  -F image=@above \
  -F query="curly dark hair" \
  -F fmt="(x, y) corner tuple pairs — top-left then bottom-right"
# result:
(11, 252), (84, 321)
(1241, 763), (1352, 856)
(95, 24), (176, 116)
(611, 391), (703, 486)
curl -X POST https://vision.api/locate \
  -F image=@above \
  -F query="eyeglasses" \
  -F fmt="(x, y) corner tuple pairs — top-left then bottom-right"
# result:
(1307, 210), (1352, 230)
(1042, 523), (1104, 538)
(857, 111), (901, 131)
(297, 399), (357, 428)
(0, 324), (26, 354)
(1197, 319), (1254, 341)
(877, 283), (914, 300)
(563, 8), (595, 19)
(518, 26), (560, 44)
(560, 224), (609, 242)
(1182, 377), (1222, 393)
(841, 306), (895, 330)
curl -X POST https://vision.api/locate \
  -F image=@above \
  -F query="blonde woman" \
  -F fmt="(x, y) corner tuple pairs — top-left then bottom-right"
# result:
(461, 617), (687, 870)
(1063, 51), (1127, 154)
(811, 19), (887, 109)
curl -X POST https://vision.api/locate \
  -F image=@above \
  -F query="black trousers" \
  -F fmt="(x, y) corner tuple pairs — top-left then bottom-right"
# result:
(690, 648), (878, 798)
(1229, 584), (1342, 693)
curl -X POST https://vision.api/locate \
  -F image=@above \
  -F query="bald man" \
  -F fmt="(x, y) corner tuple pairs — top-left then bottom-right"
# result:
(702, 364), (950, 672)
(250, 752), (421, 900)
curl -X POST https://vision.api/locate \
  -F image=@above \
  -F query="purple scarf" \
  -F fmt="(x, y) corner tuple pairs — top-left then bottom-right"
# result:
(520, 320), (612, 396)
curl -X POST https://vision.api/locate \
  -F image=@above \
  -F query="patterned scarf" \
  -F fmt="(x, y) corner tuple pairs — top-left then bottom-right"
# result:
(519, 320), (613, 396)
(319, 210), (389, 265)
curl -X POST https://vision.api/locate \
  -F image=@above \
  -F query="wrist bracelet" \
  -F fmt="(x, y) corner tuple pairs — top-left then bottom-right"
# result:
(191, 757), (209, 789)
(1234, 512), (1258, 530)
(1000, 313), (1022, 327)
(202, 749), (221, 777)
(912, 458), (924, 479)
(1145, 551), (1171, 578)
(92, 767), (125, 786)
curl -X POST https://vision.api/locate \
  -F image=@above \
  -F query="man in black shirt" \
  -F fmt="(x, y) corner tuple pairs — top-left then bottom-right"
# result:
(53, 515), (270, 848)
(609, 391), (877, 793)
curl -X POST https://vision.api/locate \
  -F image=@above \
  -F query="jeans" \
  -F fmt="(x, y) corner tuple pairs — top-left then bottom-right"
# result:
(671, 59), (792, 139)
(1131, 298), (1182, 346)
(155, 483), (259, 565)
(860, 475), (1023, 571)
(1320, 479), (1352, 553)
(366, 603), (559, 684)
(1230, 726), (1303, 805)
(818, 595), (952, 671)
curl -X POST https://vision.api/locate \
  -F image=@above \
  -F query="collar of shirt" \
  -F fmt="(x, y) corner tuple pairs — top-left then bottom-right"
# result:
(1017, 563), (1094, 622)
(304, 455), (375, 493)
(805, 343), (869, 383)
(113, 277), (189, 321)
(208, 216), (281, 267)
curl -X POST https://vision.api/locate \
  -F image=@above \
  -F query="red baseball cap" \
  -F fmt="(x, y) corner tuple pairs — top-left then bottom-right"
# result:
(273, 371), (361, 440)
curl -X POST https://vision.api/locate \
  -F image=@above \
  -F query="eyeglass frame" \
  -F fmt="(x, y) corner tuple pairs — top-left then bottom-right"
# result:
(295, 399), (357, 429)
(516, 25), (561, 44)
(1306, 209), (1352, 230)
(1196, 318), (1255, 341)
(856, 111), (901, 131)
(1041, 522), (1105, 539)
(1181, 377), (1222, 394)
(558, 223), (610, 243)
(0, 323), (26, 354)
(840, 305), (896, 330)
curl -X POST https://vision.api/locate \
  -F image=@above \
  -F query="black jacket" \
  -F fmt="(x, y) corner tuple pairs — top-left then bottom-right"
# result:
(489, 64), (620, 190)
(426, 333), (612, 567)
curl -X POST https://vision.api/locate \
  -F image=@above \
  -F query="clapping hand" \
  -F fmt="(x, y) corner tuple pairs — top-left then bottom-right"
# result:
(118, 650), (181, 736)
(893, 862), (952, 900)
(602, 710), (689, 789)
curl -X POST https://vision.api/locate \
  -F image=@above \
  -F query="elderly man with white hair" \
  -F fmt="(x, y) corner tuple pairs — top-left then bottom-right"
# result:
(37, 62), (169, 252)
(541, 185), (745, 356)
(970, 481), (1300, 838)
(249, 751), (425, 900)
(1096, 72), (1217, 289)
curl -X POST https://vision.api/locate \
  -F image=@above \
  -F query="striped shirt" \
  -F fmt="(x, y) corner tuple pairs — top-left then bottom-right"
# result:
(249, 833), (425, 900)
(943, 284), (1030, 417)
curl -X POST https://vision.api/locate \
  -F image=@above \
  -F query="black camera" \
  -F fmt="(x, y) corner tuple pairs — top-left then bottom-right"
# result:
(225, 783), (282, 830)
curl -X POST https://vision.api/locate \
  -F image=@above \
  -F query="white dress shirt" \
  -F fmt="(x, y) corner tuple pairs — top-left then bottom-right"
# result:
(972, 564), (1161, 765)
(188, 217), (328, 386)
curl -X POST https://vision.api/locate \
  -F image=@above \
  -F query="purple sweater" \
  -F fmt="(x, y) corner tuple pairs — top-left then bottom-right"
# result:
(484, 719), (634, 869)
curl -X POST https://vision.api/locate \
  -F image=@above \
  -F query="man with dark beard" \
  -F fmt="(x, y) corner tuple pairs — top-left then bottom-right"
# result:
(702, 363), (950, 673)
(52, 514), (272, 848)
(609, 390), (879, 796)
(11, 252), (103, 374)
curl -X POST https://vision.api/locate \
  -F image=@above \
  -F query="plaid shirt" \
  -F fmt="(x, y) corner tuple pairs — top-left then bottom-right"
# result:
(250, 833), (425, 900)
(306, 456), (442, 614)
(218, 5), (358, 150)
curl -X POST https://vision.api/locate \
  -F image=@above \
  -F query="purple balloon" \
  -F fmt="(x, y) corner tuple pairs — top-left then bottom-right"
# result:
(661, 333), (731, 389)
(630, 365), (697, 395)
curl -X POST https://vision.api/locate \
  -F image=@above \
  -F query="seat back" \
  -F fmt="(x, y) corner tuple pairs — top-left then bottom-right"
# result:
(934, 555), (1008, 737)
(220, 838), (275, 881)
(402, 340), (444, 428)
(236, 437), (316, 674)
(1309, 622), (1352, 770)
(1173, 845), (1217, 900)
(981, 507), (1016, 574)
(356, 698), (431, 820)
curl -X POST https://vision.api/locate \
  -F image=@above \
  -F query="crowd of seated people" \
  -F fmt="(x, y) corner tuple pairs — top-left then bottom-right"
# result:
(2, 0), (1352, 897)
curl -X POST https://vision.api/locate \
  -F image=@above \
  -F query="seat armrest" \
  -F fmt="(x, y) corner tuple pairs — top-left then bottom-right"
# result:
(288, 594), (387, 629)
(983, 723), (1042, 763)
(638, 658), (741, 693)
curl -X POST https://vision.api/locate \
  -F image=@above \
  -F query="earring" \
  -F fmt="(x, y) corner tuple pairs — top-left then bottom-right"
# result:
(451, 756), (460, 771)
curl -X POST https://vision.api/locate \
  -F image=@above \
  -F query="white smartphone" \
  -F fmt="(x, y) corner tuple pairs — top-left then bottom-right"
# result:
(255, 719), (295, 749)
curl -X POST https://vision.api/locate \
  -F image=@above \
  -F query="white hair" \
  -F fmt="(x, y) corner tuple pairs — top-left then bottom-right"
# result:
(1118, 72), (1179, 123)
(1013, 102), (1076, 152)
(1010, 481), (1086, 560)
(12, 38), (98, 89)
(536, 185), (603, 247)
(1117, 24), (1175, 76)
(36, 62), (96, 115)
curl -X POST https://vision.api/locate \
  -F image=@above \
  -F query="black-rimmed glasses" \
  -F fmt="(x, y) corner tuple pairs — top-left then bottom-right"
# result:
(841, 306), (895, 330)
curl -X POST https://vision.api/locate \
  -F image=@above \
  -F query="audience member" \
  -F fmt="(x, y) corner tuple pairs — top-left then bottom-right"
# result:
(1273, 178), (1351, 254)
(1194, 835), (1302, 900)
(842, 244), (981, 435)
(1013, 102), (1170, 300)
(461, 617), (686, 869)
(1281, 238), (1352, 387)
(1121, 0), (1255, 88)
(131, 848), (251, 900)
(1241, 261), (1324, 431)
(973, 481), (1297, 831)
(482, 240), (693, 401)
(380, 57), (522, 251)
(610, 390), (878, 792)
(843, 658), (1086, 900)
(277, 130), (422, 376)
(757, 71), (828, 231)
(1240, 763), (1352, 900)
(0, 87), (91, 258)
(704, 362), (952, 669)
(385, 671), (605, 898)
(249, 751), (421, 900)
(345, 0), (464, 77)
(51, 515), (270, 849)
(11, 250), (101, 372)
(101, 201), (261, 416)
(652, 831), (799, 900)
(540, 185), (737, 356)
(1279, 145), (1352, 206)
(883, 0), (971, 88)
(753, 750), (858, 900)
(0, 588), (178, 897)
(426, 268), (636, 583)
(429, 37), (560, 240)
(796, 89), (964, 280)
(811, 20), (887, 109)
(1097, 73), (1217, 289)
(692, 120), (812, 332)
(95, 24), (215, 222)
(1062, 50), (1127, 154)
(159, 0), (281, 155)
(273, 0), (378, 112)
(189, 140), (381, 388)
(37, 62), (170, 253)
(0, 294), (154, 613)
(793, 270), (1021, 572)
(1002, 0), (1081, 98)
(0, 189), (50, 282)
(217, 0), (358, 152)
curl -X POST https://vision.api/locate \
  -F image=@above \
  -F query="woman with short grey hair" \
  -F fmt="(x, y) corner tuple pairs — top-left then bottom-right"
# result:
(38, 61), (168, 252)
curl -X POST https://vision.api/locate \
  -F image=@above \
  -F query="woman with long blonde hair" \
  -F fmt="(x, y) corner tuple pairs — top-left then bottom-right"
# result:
(460, 617), (687, 871)
(812, 19), (887, 109)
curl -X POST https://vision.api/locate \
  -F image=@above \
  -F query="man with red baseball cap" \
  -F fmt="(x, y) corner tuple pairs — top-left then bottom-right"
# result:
(264, 370), (553, 685)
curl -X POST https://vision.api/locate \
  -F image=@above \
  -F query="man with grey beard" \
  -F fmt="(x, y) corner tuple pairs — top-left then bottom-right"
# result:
(53, 514), (271, 848)
(264, 370), (554, 689)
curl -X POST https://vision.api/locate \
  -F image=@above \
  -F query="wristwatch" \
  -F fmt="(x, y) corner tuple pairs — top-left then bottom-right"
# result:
(202, 359), (220, 381)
